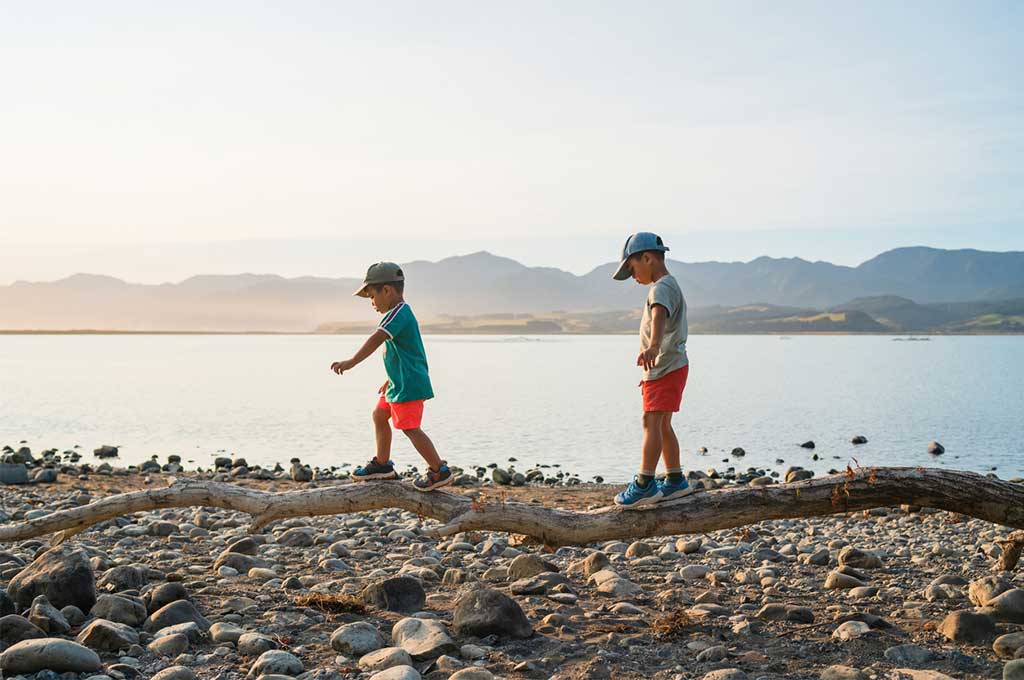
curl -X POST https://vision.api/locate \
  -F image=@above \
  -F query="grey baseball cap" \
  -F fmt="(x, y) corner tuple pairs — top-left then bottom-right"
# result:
(612, 232), (670, 280)
(353, 261), (405, 297)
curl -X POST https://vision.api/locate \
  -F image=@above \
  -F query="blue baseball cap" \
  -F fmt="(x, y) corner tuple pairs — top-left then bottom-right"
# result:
(612, 232), (670, 280)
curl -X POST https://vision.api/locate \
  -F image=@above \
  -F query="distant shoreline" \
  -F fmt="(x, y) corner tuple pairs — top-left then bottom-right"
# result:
(2, 329), (1022, 336)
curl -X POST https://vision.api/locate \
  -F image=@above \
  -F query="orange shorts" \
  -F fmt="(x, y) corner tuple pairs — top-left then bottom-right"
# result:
(375, 394), (425, 430)
(641, 365), (689, 413)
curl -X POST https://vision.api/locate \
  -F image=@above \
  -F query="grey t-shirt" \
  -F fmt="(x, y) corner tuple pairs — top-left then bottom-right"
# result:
(640, 274), (689, 381)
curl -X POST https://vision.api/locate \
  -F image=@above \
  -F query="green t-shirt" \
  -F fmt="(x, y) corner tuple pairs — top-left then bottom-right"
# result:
(378, 302), (434, 403)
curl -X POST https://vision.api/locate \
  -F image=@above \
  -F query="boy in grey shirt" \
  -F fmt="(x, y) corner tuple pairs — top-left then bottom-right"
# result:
(611, 232), (693, 507)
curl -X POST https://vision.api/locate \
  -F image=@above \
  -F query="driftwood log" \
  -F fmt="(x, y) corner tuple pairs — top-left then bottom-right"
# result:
(1, 467), (1022, 548)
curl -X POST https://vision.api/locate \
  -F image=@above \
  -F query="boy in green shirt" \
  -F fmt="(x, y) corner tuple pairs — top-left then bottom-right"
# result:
(330, 262), (453, 491)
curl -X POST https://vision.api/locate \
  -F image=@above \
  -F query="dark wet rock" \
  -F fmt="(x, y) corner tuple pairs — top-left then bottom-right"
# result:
(7, 545), (96, 611)
(928, 441), (945, 454)
(362, 576), (425, 613)
(32, 468), (58, 483)
(851, 436), (868, 445)
(453, 588), (533, 639)
(0, 591), (14, 617)
(800, 441), (816, 449)
(94, 445), (119, 457)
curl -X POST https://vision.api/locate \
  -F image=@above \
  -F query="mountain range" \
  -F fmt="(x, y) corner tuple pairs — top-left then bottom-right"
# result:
(2, 246), (1023, 332)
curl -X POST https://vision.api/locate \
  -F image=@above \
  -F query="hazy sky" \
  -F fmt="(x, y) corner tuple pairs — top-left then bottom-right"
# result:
(1, 1), (1021, 283)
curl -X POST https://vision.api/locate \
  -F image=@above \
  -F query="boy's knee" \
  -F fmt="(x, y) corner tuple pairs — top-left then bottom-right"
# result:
(642, 411), (667, 428)
(372, 409), (390, 425)
(401, 427), (423, 438)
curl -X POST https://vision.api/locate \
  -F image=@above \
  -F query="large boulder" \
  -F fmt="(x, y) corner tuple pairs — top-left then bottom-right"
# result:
(453, 588), (533, 639)
(7, 545), (96, 612)
(362, 577), (425, 613)
(0, 638), (102, 673)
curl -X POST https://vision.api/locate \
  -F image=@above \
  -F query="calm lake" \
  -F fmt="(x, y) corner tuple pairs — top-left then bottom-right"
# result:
(1, 334), (1022, 483)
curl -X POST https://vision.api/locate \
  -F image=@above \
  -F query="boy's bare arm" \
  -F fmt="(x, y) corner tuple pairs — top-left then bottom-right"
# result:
(637, 304), (668, 371)
(331, 329), (389, 374)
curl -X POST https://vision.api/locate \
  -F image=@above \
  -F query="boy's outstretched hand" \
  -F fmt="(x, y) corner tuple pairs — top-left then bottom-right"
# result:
(637, 347), (659, 371)
(378, 380), (389, 394)
(330, 359), (355, 375)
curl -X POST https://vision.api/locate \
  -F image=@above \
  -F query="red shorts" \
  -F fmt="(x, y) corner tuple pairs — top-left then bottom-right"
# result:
(375, 394), (425, 430)
(641, 365), (689, 413)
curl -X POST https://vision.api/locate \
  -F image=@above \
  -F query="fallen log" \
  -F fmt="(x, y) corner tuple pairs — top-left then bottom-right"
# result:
(1, 467), (1022, 547)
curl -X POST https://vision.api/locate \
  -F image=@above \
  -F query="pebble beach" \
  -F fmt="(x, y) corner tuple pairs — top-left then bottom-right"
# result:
(0, 448), (1023, 680)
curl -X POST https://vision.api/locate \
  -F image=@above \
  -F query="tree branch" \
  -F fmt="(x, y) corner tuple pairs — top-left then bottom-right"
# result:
(1, 468), (1023, 547)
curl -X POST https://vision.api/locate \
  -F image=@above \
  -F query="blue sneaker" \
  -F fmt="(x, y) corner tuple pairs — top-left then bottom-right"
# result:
(352, 458), (398, 481)
(657, 477), (694, 502)
(614, 477), (663, 508)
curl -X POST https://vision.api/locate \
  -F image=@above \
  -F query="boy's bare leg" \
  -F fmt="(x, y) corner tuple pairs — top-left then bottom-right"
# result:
(402, 428), (443, 470)
(641, 412), (668, 477)
(660, 414), (681, 471)
(372, 408), (392, 464)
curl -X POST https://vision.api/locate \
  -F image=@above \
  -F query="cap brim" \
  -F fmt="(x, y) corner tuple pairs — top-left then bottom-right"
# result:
(353, 284), (371, 297)
(612, 259), (632, 281)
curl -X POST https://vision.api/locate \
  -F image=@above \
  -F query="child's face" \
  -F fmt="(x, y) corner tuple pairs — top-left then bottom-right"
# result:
(367, 285), (400, 313)
(628, 253), (657, 285)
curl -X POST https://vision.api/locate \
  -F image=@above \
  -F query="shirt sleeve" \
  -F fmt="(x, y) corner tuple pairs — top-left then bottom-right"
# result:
(649, 281), (678, 318)
(377, 303), (410, 338)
